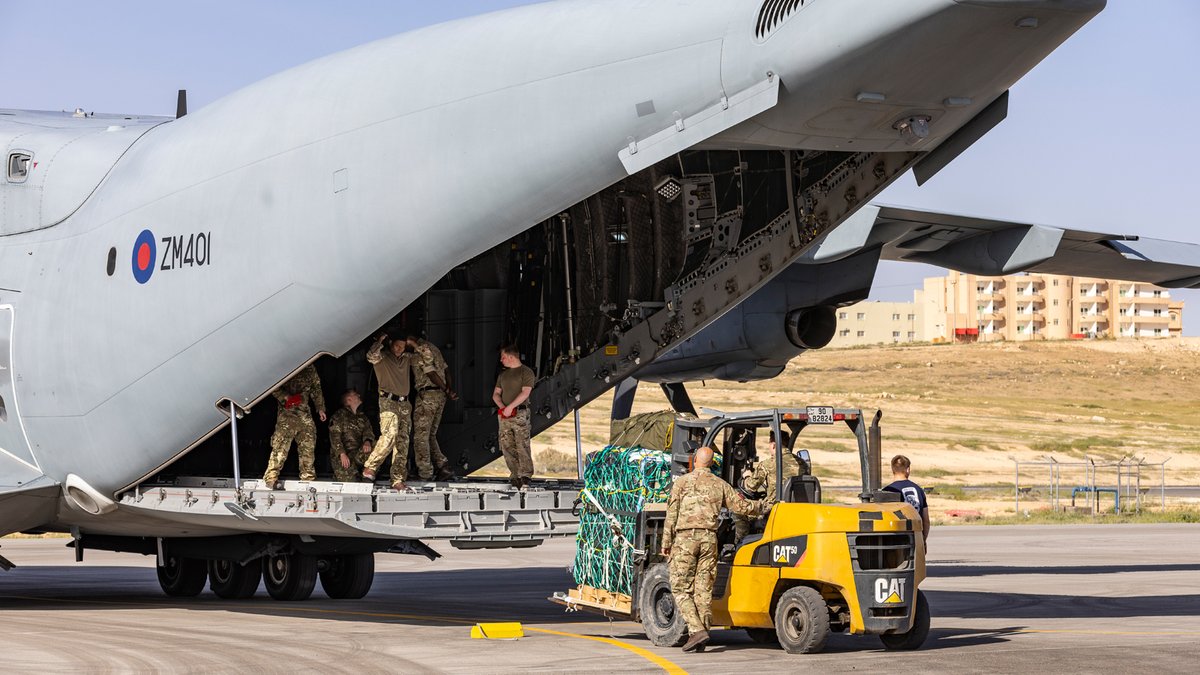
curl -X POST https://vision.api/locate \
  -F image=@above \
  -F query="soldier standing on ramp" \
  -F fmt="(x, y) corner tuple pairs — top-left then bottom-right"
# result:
(327, 389), (375, 482)
(492, 344), (535, 490)
(262, 365), (326, 489)
(407, 334), (456, 481)
(362, 334), (414, 490)
(661, 445), (760, 652)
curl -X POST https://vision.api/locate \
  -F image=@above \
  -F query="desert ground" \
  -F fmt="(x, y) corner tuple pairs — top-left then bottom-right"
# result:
(520, 337), (1200, 521)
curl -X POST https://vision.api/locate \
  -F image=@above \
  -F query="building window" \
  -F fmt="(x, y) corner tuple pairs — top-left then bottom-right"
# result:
(891, 313), (901, 321)
(892, 331), (901, 338)
(907, 314), (914, 321)
(1053, 319), (1060, 326)
(1053, 279), (1059, 287)
(838, 312), (847, 320)
(1154, 290), (1162, 297)
(1155, 328), (1163, 336)
(1154, 309), (1163, 316)
(856, 313), (865, 320)
(839, 329), (850, 337)
(1119, 308), (1128, 316)
(907, 331), (915, 339)
(1053, 299), (1059, 307)
(856, 331), (865, 337)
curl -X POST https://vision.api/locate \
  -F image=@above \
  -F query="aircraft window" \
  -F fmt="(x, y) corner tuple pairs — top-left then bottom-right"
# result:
(7, 153), (31, 183)
(0, 393), (7, 422)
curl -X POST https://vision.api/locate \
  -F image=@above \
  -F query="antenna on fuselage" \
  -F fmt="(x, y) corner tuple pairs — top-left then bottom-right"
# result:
(176, 89), (187, 118)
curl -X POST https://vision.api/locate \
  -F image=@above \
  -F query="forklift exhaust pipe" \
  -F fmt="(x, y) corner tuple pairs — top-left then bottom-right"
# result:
(868, 410), (883, 493)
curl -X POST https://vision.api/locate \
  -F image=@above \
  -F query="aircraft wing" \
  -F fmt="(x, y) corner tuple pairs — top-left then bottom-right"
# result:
(806, 204), (1200, 288)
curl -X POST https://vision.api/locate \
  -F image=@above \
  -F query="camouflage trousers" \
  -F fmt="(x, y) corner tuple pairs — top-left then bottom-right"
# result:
(363, 397), (412, 484)
(330, 448), (366, 483)
(412, 390), (450, 479)
(669, 528), (718, 634)
(263, 410), (316, 485)
(498, 407), (533, 481)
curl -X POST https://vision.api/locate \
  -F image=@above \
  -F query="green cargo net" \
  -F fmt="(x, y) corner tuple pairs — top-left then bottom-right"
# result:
(572, 445), (673, 596)
(571, 445), (723, 596)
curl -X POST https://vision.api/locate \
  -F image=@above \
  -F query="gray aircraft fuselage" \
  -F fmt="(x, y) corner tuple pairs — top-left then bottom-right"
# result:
(0, 0), (1106, 536)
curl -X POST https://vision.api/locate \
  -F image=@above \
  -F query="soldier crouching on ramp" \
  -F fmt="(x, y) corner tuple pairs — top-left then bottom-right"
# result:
(262, 365), (327, 489)
(328, 388), (375, 482)
(661, 445), (761, 652)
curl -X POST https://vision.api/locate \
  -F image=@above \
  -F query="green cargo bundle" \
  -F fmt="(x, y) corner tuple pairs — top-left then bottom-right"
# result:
(571, 445), (673, 596)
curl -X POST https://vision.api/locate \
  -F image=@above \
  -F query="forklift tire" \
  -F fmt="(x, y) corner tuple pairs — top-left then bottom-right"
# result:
(319, 553), (375, 600)
(774, 586), (831, 654)
(638, 563), (688, 647)
(880, 590), (930, 651)
(745, 628), (779, 644)
(157, 555), (207, 598)
(263, 552), (318, 601)
(208, 559), (262, 599)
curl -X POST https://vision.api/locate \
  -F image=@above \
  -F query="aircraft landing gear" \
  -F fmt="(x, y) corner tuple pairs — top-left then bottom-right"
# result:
(319, 553), (375, 599)
(208, 559), (262, 599)
(157, 554), (207, 597)
(263, 552), (318, 601)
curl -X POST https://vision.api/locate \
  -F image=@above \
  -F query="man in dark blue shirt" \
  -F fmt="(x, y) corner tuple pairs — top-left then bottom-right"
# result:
(884, 454), (929, 544)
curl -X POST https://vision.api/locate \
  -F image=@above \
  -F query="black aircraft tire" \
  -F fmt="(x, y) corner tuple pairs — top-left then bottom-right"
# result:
(880, 590), (931, 651)
(774, 586), (831, 654)
(208, 559), (262, 599)
(319, 553), (376, 600)
(263, 553), (318, 601)
(638, 563), (688, 647)
(157, 555), (208, 598)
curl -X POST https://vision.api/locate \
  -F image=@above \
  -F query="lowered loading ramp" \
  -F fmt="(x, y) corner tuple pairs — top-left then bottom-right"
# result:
(115, 477), (581, 548)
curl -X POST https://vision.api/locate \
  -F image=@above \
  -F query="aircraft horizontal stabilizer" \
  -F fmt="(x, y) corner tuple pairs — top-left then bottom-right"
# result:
(834, 205), (1200, 288)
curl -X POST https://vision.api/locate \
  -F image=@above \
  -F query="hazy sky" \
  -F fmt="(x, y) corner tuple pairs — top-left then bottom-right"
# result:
(3, 0), (1196, 334)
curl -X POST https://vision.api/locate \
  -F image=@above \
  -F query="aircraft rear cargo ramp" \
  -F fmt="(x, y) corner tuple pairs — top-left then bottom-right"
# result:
(108, 478), (581, 547)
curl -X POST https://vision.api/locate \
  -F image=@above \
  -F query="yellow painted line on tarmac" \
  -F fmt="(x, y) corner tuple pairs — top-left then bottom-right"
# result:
(525, 626), (688, 675)
(1, 595), (687, 674)
(285, 607), (687, 675)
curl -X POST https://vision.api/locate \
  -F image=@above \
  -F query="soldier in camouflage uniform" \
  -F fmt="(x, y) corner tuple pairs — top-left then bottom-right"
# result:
(362, 334), (414, 490)
(406, 335), (455, 481)
(734, 430), (800, 541)
(262, 365), (326, 489)
(327, 389), (375, 482)
(662, 446), (760, 652)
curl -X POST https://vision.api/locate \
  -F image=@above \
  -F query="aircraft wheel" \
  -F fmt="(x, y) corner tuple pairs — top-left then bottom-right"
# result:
(208, 559), (262, 599)
(157, 555), (207, 597)
(774, 586), (830, 654)
(263, 552), (318, 601)
(638, 563), (687, 647)
(880, 590), (930, 651)
(319, 553), (375, 599)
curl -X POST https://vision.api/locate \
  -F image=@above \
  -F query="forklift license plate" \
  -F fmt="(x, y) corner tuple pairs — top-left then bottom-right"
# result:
(806, 406), (835, 424)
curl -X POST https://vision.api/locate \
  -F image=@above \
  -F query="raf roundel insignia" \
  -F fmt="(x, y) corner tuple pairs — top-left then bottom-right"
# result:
(132, 229), (157, 284)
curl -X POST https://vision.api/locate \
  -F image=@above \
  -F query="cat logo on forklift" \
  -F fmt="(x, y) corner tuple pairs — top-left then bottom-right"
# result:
(875, 577), (906, 604)
(774, 545), (800, 564)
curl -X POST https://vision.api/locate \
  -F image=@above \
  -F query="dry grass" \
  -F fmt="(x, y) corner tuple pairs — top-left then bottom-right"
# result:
(533, 338), (1200, 492)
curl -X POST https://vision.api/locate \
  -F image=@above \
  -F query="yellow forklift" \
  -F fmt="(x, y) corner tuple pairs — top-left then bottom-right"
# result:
(552, 407), (929, 653)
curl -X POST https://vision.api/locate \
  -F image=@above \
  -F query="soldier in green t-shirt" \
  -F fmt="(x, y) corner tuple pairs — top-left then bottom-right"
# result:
(492, 344), (535, 490)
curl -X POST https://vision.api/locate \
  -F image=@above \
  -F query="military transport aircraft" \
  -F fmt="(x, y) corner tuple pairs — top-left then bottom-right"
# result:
(3, 0), (1197, 599)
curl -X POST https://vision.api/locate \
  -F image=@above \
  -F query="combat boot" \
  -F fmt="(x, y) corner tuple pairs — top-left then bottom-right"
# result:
(681, 630), (709, 653)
